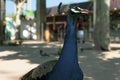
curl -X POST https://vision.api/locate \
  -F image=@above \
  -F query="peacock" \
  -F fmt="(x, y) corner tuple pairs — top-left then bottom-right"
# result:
(21, 7), (84, 80)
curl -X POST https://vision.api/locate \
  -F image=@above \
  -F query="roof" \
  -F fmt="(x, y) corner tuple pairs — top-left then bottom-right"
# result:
(46, 5), (69, 16)
(110, 0), (120, 9)
(47, 2), (93, 16)
(70, 2), (93, 10)
(46, 1), (120, 16)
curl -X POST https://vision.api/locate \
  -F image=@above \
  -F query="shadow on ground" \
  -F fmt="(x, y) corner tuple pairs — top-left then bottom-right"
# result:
(0, 42), (62, 64)
(78, 49), (120, 80)
(0, 41), (120, 80)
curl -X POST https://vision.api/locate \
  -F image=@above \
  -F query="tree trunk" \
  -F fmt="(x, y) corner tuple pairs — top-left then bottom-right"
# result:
(93, 0), (110, 51)
(36, 0), (46, 40)
(0, 0), (6, 45)
(14, 0), (26, 39)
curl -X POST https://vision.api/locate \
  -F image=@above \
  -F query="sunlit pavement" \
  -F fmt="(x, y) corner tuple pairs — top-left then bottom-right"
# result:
(0, 41), (120, 80)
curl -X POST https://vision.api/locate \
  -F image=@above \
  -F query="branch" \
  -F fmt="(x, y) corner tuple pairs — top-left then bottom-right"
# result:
(13, 0), (27, 5)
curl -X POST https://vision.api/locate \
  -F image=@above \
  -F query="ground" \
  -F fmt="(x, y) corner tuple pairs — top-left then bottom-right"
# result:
(0, 41), (120, 80)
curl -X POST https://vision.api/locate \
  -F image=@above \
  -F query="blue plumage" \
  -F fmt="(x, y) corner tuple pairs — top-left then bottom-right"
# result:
(47, 12), (83, 80)
(21, 7), (84, 80)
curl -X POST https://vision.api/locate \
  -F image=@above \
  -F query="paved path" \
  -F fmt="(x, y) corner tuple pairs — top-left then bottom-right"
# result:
(0, 41), (120, 80)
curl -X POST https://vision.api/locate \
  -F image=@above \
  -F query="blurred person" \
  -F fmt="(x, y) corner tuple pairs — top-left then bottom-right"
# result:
(76, 17), (85, 43)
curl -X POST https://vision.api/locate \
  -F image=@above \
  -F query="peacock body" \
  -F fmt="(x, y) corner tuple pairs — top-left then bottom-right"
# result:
(21, 8), (83, 80)
(46, 12), (83, 80)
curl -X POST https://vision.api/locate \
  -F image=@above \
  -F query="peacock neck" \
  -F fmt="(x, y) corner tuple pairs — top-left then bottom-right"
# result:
(47, 15), (80, 80)
(56, 14), (79, 66)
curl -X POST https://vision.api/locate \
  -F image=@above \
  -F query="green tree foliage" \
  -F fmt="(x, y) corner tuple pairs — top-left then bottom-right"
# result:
(6, 13), (16, 19)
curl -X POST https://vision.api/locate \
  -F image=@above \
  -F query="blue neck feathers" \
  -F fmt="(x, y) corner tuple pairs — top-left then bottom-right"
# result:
(47, 14), (83, 80)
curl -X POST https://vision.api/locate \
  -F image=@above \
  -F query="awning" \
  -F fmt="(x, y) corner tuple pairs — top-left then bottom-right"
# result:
(110, 0), (120, 9)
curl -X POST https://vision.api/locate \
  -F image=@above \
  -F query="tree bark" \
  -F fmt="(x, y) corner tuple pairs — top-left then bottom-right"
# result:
(14, 0), (26, 39)
(93, 0), (110, 51)
(0, 0), (6, 45)
(36, 0), (46, 40)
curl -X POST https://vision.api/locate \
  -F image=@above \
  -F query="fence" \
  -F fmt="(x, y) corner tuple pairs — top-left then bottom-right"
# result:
(110, 30), (120, 42)
(80, 30), (120, 43)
